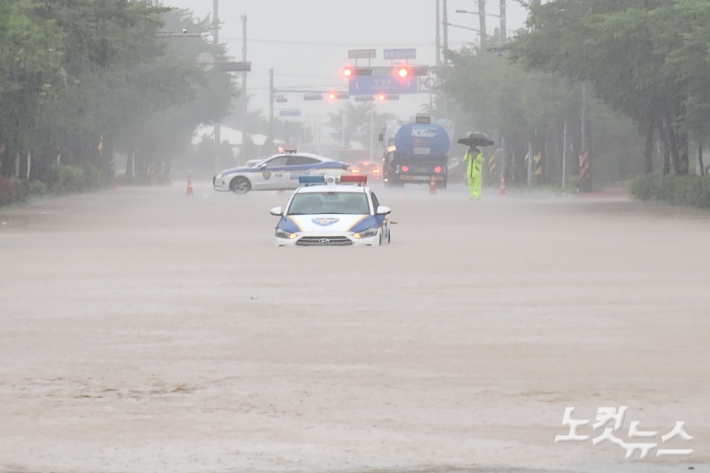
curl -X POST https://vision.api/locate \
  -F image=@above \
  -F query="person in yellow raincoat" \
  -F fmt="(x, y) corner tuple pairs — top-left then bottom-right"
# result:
(463, 146), (484, 200)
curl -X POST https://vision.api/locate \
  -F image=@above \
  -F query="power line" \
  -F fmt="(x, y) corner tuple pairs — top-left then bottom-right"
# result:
(221, 37), (437, 47)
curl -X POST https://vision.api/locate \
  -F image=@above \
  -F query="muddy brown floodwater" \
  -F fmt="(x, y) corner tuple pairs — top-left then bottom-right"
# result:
(1, 182), (709, 473)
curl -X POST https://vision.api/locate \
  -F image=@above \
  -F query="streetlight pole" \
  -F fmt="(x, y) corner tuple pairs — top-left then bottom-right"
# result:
(241, 13), (248, 164)
(212, 0), (221, 171)
(269, 68), (275, 149)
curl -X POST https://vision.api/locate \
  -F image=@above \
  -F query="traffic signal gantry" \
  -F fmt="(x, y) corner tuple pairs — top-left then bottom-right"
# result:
(268, 54), (429, 133)
(341, 65), (429, 79)
(341, 63), (428, 100)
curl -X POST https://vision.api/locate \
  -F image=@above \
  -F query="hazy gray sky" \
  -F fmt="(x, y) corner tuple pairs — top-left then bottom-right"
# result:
(163, 0), (529, 123)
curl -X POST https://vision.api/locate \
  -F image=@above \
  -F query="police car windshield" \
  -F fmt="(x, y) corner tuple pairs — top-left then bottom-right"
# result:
(288, 192), (369, 215)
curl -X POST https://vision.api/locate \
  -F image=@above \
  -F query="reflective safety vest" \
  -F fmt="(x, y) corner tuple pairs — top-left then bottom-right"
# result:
(464, 150), (484, 179)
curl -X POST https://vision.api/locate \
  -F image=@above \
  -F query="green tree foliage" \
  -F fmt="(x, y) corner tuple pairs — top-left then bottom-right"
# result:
(0, 1), (64, 154)
(442, 47), (644, 185)
(509, 0), (710, 176)
(0, 1), (237, 186)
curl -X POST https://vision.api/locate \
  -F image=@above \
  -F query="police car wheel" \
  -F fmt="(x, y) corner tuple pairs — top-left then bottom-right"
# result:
(378, 231), (383, 246)
(230, 177), (250, 195)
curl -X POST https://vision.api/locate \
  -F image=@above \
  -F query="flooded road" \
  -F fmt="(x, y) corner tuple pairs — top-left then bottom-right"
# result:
(1, 182), (709, 472)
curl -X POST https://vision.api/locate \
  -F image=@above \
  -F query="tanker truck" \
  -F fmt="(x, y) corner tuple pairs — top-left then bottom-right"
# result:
(380, 116), (451, 189)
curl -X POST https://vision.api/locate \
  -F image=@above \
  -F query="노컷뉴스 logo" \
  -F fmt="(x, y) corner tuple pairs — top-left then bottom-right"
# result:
(555, 407), (693, 459)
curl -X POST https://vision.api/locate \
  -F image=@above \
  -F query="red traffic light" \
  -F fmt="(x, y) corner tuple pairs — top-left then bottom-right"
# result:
(342, 66), (373, 78)
(377, 93), (386, 102)
(397, 67), (409, 79)
(327, 92), (337, 101)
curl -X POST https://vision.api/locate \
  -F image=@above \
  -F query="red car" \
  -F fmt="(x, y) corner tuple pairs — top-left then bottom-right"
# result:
(350, 161), (382, 181)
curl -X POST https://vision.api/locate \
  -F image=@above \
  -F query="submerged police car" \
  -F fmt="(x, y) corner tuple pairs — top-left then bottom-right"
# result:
(213, 151), (349, 195)
(270, 175), (392, 247)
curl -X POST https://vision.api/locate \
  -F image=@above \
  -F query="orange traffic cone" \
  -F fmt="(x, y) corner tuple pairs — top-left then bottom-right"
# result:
(429, 175), (436, 195)
(499, 174), (507, 196)
(186, 176), (194, 196)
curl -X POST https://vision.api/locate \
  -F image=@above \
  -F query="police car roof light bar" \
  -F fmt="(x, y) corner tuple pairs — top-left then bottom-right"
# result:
(340, 175), (367, 185)
(298, 175), (326, 185)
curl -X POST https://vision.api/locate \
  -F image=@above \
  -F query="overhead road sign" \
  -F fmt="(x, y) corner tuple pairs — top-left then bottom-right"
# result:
(348, 49), (376, 59)
(342, 66), (429, 78)
(384, 48), (417, 60)
(279, 109), (301, 117)
(348, 75), (418, 95)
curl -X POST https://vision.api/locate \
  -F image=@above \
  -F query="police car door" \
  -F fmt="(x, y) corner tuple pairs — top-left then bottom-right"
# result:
(369, 190), (389, 240)
(286, 155), (322, 189)
(256, 156), (290, 190)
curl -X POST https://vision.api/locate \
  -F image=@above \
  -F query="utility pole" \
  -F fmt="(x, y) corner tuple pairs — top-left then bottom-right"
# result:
(528, 0), (540, 187)
(500, 0), (507, 40)
(562, 120), (568, 188)
(241, 13), (248, 164)
(443, 0), (449, 66)
(436, 0), (441, 68)
(527, 140), (533, 186)
(212, 0), (221, 171)
(269, 68), (275, 149)
(369, 106), (374, 161)
(442, 0), (450, 119)
(579, 81), (592, 192)
(478, 0), (487, 47)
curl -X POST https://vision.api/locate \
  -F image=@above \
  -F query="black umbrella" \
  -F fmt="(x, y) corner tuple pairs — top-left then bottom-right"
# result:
(457, 131), (494, 147)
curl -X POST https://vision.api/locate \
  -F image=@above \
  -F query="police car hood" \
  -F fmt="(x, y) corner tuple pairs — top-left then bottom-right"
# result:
(288, 214), (370, 233)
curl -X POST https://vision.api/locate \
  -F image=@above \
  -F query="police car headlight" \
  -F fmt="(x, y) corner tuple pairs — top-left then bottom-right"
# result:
(275, 228), (296, 239)
(353, 227), (377, 239)
(215, 173), (225, 179)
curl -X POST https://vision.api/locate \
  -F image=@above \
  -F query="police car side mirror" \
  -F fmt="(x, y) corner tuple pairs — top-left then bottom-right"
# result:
(376, 205), (391, 215)
(270, 206), (283, 216)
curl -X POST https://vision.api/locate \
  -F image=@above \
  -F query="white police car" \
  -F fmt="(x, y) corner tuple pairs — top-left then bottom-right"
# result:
(213, 152), (349, 194)
(270, 175), (392, 247)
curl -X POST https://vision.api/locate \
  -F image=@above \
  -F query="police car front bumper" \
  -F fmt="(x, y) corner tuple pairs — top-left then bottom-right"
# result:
(213, 176), (230, 191)
(274, 232), (379, 247)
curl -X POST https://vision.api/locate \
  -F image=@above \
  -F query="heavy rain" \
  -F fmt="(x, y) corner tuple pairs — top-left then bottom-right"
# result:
(1, 1), (709, 472)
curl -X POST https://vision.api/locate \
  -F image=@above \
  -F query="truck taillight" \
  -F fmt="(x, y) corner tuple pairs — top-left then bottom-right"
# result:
(434, 166), (442, 174)
(401, 165), (409, 172)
